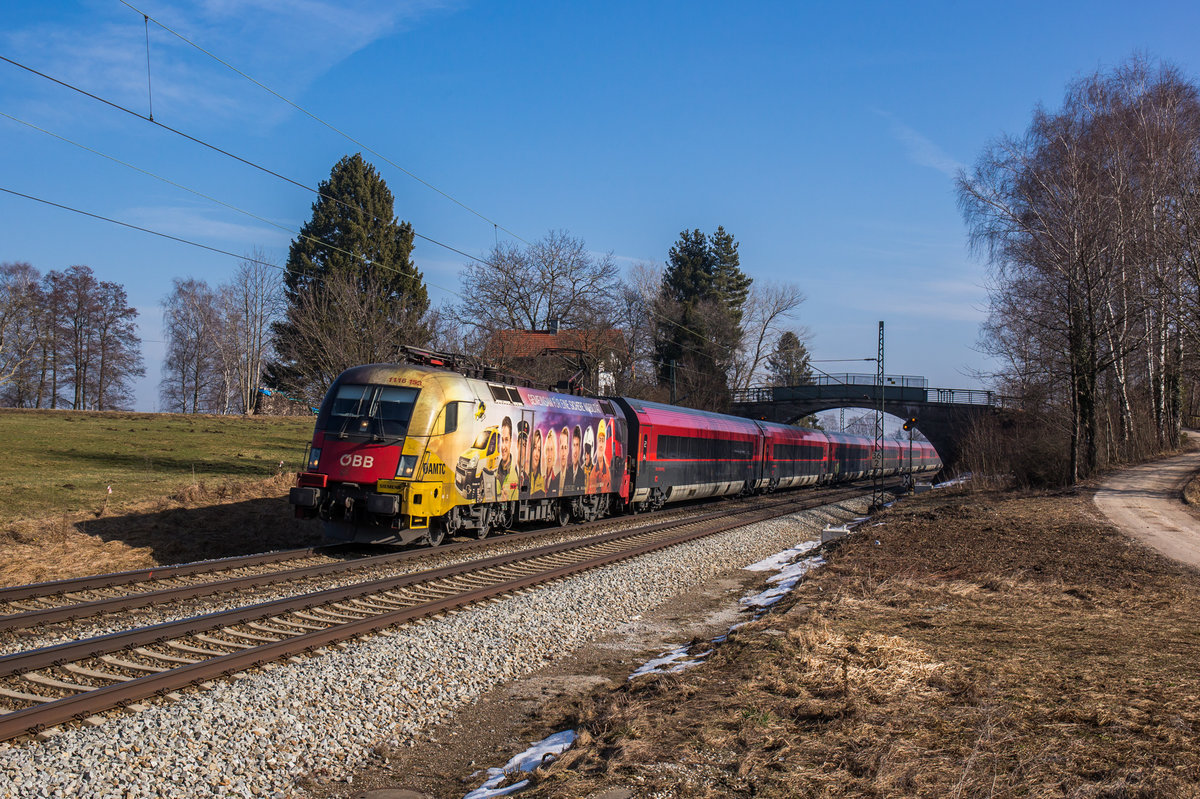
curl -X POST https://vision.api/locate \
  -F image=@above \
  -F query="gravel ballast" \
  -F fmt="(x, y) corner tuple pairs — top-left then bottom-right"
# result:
(0, 498), (868, 798)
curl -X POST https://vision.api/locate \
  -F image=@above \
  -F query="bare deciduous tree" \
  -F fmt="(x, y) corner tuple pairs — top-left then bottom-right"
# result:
(454, 231), (625, 392)
(730, 281), (807, 391)
(223, 251), (284, 414)
(280, 268), (427, 402)
(0, 262), (42, 395)
(161, 278), (219, 413)
(456, 231), (622, 337)
(959, 56), (1200, 483)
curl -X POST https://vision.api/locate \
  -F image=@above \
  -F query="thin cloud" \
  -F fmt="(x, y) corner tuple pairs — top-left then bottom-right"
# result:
(123, 205), (291, 248)
(816, 272), (986, 323)
(2, 1), (460, 128)
(873, 109), (965, 177)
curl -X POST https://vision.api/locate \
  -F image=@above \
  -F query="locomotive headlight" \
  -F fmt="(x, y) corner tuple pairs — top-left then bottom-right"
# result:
(307, 448), (321, 471)
(396, 454), (419, 478)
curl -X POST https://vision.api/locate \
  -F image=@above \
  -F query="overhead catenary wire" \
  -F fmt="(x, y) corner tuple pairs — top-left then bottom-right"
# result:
(0, 55), (494, 273)
(0, 186), (288, 272)
(118, 0), (532, 247)
(0, 57), (814, 389)
(0, 111), (460, 292)
(0, 108), (708, 372)
(99, 7), (763, 372)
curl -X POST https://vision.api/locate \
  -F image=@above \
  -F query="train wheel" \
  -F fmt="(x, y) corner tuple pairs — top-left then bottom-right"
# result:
(556, 500), (571, 527)
(581, 496), (599, 522)
(494, 501), (514, 531)
(471, 505), (491, 540)
(423, 525), (445, 547)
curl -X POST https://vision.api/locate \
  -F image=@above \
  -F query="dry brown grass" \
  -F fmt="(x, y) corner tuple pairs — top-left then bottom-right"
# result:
(0, 472), (321, 586)
(519, 488), (1200, 798)
(0, 409), (321, 587)
(1184, 472), (1200, 507)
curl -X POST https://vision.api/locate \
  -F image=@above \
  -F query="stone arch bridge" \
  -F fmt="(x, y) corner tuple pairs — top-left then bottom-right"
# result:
(730, 375), (1000, 467)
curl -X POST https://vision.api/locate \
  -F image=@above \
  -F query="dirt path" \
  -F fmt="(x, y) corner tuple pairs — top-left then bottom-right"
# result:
(1094, 437), (1200, 569)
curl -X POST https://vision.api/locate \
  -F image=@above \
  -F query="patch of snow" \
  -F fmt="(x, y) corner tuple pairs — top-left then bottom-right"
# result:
(744, 540), (820, 572)
(631, 534), (834, 679)
(629, 644), (714, 679)
(462, 729), (578, 799)
(740, 555), (825, 610)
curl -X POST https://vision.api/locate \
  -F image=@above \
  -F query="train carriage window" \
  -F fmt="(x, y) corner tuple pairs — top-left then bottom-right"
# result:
(373, 387), (418, 437)
(328, 383), (371, 419)
(506, 387), (522, 403)
(319, 383), (418, 439)
(657, 434), (755, 460)
(771, 443), (825, 461)
(438, 401), (475, 435)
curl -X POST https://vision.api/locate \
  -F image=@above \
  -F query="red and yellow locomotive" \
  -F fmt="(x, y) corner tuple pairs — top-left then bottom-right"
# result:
(289, 361), (942, 545)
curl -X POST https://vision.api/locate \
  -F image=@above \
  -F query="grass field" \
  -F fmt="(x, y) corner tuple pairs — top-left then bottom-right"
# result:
(0, 408), (315, 521)
(0, 409), (322, 585)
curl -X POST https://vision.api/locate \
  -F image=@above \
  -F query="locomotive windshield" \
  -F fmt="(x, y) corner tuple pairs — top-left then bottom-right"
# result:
(319, 383), (419, 440)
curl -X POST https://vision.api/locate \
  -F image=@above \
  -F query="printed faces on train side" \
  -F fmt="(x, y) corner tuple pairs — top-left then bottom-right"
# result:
(439, 387), (621, 504)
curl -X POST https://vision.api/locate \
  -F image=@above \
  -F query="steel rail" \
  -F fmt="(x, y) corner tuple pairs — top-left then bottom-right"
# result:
(0, 546), (337, 603)
(0, 482), (876, 631)
(0, 490), (851, 680)
(0, 485), (885, 742)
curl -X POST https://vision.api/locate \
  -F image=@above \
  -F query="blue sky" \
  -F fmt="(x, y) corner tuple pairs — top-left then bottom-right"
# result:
(2, 0), (1198, 411)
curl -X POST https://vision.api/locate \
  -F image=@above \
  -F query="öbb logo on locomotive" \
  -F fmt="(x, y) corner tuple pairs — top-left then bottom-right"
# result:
(338, 454), (375, 468)
(288, 362), (942, 547)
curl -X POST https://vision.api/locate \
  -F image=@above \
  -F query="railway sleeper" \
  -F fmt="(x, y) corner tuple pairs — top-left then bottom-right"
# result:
(193, 633), (256, 651)
(329, 601), (375, 616)
(0, 686), (54, 704)
(306, 605), (367, 621)
(99, 655), (167, 674)
(165, 641), (228, 658)
(350, 597), (406, 612)
(61, 663), (135, 683)
(273, 616), (327, 631)
(445, 575), (494, 589)
(219, 627), (282, 644)
(246, 619), (302, 633)
(291, 610), (347, 625)
(258, 614), (324, 628)
(21, 672), (91, 692)
(133, 647), (201, 665)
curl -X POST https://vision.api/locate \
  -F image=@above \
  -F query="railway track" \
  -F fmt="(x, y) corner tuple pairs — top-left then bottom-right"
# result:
(0, 505), (729, 634)
(0, 485), (868, 634)
(0, 545), (350, 616)
(0, 484), (889, 742)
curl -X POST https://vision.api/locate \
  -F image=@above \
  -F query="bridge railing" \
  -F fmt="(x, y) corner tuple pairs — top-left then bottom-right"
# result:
(731, 384), (1003, 407)
(925, 387), (996, 405)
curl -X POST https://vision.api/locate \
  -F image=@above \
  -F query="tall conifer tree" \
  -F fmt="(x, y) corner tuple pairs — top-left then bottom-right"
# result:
(654, 227), (751, 410)
(268, 154), (429, 400)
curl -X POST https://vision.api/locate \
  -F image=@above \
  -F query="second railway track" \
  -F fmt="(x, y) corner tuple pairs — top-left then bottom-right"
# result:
(0, 483), (891, 743)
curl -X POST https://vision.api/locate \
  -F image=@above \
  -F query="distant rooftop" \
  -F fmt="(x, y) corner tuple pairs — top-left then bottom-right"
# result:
(486, 328), (624, 359)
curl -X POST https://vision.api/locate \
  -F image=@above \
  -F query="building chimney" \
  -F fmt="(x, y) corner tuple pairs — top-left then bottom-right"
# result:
(547, 317), (560, 335)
